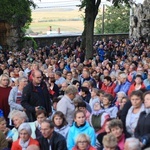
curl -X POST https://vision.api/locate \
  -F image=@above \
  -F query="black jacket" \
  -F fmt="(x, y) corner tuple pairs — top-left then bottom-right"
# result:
(135, 111), (150, 149)
(21, 82), (51, 121)
(38, 131), (67, 150)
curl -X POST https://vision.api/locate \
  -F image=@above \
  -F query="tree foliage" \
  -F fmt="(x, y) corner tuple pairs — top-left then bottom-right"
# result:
(0, 0), (36, 27)
(79, 0), (129, 59)
(96, 4), (130, 34)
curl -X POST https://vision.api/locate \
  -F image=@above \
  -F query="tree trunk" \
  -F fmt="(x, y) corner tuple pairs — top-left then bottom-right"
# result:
(81, 0), (101, 59)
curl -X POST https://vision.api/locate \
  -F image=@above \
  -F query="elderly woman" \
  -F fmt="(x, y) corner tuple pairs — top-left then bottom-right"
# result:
(8, 77), (28, 117)
(11, 123), (39, 150)
(72, 133), (96, 150)
(10, 110), (36, 142)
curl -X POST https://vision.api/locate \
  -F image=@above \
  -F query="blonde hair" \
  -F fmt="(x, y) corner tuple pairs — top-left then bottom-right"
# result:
(0, 74), (10, 85)
(76, 133), (91, 145)
(103, 133), (117, 148)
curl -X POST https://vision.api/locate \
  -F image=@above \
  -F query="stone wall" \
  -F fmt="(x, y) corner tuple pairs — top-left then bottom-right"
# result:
(32, 33), (129, 47)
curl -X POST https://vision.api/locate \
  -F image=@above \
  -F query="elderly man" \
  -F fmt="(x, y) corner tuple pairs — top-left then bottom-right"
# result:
(114, 72), (131, 94)
(21, 70), (51, 121)
(38, 120), (67, 150)
(124, 137), (141, 150)
(57, 85), (78, 126)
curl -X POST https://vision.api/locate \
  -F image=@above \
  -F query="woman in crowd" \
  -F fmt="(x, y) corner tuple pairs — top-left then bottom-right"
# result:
(67, 110), (96, 150)
(72, 133), (96, 150)
(8, 77), (28, 121)
(11, 123), (39, 150)
(102, 93), (118, 118)
(128, 75), (145, 96)
(135, 91), (150, 149)
(52, 111), (70, 138)
(109, 119), (125, 150)
(125, 90), (145, 137)
(89, 102), (110, 135)
(10, 110), (36, 142)
(0, 74), (12, 121)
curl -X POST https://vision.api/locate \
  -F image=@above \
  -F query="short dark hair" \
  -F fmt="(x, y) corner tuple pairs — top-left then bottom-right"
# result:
(36, 109), (47, 118)
(41, 120), (54, 129)
(103, 93), (114, 102)
(130, 90), (143, 100)
(77, 101), (86, 108)
(72, 80), (80, 85)
(80, 86), (89, 94)
(104, 76), (112, 82)
(109, 119), (123, 130)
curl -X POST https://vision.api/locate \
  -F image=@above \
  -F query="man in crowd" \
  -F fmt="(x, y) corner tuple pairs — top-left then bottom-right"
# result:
(21, 70), (51, 121)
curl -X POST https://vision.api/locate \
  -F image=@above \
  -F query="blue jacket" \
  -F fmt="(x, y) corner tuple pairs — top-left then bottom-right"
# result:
(67, 121), (96, 150)
(114, 80), (131, 94)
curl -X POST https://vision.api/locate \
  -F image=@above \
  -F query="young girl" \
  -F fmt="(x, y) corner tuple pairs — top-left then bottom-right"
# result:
(67, 110), (96, 150)
(52, 111), (70, 138)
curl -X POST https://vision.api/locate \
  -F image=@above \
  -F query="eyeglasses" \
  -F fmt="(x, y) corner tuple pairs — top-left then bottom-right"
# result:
(77, 141), (87, 144)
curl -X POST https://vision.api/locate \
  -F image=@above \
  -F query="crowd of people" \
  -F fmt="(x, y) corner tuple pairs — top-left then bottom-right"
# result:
(0, 36), (150, 150)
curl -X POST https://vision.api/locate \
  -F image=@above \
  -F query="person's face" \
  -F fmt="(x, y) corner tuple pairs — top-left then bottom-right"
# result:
(91, 90), (97, 98)
(135, 77), (142, 84)
(99, 93), (104, 102)
(102, 97), (111, 107)
(37, 113), (46, 125)
(74, 112), (85, 126)
(144, 94), (150, 108)
(103, 79), (110, 86)
(130, 95), (142, 108)
(0, 120), (7, 132)
(40, 122), (53, 139)
(111, 126), (123, 139)
(13, 116), (24, 128)
(1, 77), (9, 87)
(66, 73), (72, 80)
(33, 72), (42, 85)
(119, 98), (127, 109)
(104, 121), (111, 133)
(19, 79), (28, 88)
(19, 129), (30, 142)
(77, 140), (89, 150)
(93, 103), (101, 111)
(54, 115), (63, 126)
(78, 107), (86, 113)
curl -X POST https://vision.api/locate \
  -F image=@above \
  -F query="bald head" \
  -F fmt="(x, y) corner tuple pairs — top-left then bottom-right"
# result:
(26, 145), (40, 150)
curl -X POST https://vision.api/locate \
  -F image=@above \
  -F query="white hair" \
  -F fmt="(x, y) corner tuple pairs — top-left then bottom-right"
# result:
(125, 138), (141, 150)
(120, 73), (127, 79)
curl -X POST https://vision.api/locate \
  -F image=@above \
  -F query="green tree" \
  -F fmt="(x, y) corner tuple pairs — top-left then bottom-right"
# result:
(96, 4), (130, 34)
(0, 0), (36, 49)
(79, 0), (129, 59)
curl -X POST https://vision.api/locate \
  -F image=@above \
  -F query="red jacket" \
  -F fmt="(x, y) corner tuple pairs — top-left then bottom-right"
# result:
(128, 83), (145, 96)
(72, 145), (96, 150)
(11, 137), (39, 150)
(101, 82), (116, 97)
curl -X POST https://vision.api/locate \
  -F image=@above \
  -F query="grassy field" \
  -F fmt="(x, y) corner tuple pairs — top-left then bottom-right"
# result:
(29, 8), (84, 34)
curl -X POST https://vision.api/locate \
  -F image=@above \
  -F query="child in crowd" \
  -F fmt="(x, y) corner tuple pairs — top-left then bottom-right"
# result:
(52, 111), (70, 138)
(67, 110), (96, 150)
(77, 101), (91, 122)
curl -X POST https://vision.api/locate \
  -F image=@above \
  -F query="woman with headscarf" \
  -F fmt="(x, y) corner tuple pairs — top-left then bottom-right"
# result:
(11, 123), (39, 150)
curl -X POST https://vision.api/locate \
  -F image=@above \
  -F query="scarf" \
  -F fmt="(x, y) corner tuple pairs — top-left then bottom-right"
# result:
(126, 104), (145, 136)
(19, 138), (30, 150)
